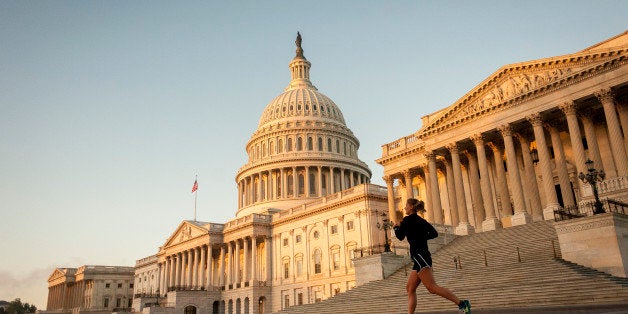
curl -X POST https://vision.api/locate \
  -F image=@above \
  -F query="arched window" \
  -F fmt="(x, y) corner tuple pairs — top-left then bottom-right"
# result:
(287, 138), (293, 152)
(343, 142), (347, 155)
(278, 139), (283, 153)
(287, 172), (294, 196)
(307, 137), (313, 150)
(318, 137), (323, 151)
(296, 137), (303, 151)
(262, 142), (267, 157)
(336, 140), (340, 153)
(258, 297), (266, 314)
(269, 141), (274, 155)
(313, 248), (322, 274)
(309, 172), (316, 196)
(327, 138), (332, 152)
(184, 306), (197, 314)
(298, 173), (305, 196)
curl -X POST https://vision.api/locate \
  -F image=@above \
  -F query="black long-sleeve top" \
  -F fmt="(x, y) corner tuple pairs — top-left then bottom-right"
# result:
(393, 213), (438, 255)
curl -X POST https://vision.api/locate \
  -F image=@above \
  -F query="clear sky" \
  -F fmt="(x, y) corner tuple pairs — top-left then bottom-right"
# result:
(1, 0), (626, 308)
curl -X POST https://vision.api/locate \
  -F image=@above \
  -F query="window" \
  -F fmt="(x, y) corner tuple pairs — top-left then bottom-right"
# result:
(336, 140), (340, 153)
(104, 298), (109, 308)
(283, 262), (290, 279)
(283, 238), (289, 246)
(284, 295), (290, 309)
(130, 283), (134, 288)
(318, 137), (323, 151)
(116, 298), (121, 308)
(105, 283), (110, 288)
(327, 138), (332, 152)
(313, 231), (319, 239)
(346, 220), (354, 230)
(331, 225), (338, 234)
(314, 249), (322, 274)
(297, 293), (303, 305)
(309, 173), (316, 195)
(287, 138), (293, 152)
(278, 139), (283, 153)
(296, 137), (303, 151)
(296, 259), (303, 277)
(333, 251), (340, 270)
(117, 283), (122, 288)
(295, 235), (302, 243)
(307, 137), (313, 150)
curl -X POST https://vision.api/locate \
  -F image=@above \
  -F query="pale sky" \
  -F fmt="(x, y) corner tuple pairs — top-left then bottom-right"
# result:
(1, 0), (626, 308)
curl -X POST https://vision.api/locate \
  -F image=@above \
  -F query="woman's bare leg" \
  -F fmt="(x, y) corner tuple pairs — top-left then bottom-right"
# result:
(406, 270), (421, 314)
(418, 267), (460, 305)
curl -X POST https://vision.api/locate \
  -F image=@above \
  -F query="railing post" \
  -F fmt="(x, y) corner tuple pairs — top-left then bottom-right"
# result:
(517, 247), (522, 263)
(483, 249), (488, 267)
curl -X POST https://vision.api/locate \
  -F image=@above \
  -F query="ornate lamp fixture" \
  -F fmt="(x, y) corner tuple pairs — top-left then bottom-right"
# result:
(530, 148), (539, 164)
(578, 159), (606, 214)
(376, 212), (395, 252)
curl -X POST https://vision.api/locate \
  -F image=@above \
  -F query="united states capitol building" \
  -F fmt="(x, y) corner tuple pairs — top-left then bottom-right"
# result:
(46, 31), (628, 314)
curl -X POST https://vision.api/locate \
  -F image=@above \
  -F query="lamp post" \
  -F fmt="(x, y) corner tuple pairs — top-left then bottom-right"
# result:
(155, 289), (160, 307)
(376, 212), (394, 252)
(578, 159), (606, 214)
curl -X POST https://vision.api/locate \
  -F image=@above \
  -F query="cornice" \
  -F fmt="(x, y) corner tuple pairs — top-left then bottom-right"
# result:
(237, 155), (372, 179)
(420, 53), (627, 138)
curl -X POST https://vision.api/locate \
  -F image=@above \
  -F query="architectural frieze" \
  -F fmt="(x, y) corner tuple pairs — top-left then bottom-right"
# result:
(419, 53), (627, 137)
(554, 216), (615, 234)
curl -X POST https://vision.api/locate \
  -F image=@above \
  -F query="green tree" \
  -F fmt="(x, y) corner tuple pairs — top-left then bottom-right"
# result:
(5, 299), (37, 314)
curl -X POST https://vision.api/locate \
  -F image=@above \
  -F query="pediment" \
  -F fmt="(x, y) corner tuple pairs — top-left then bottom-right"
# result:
(419, 35), (628, 136)
(163, 220), (210, 248)
(47, 268), (75, 282)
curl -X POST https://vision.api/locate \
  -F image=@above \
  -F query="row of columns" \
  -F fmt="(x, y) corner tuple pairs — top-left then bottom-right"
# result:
(386, 89), (627, 233)
(47, 281), (89, 310)
(158, 237), (273, 293)
(238, 166), (367, 208)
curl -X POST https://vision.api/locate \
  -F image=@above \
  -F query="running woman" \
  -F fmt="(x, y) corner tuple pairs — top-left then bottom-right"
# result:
(393, 198), (471, 314)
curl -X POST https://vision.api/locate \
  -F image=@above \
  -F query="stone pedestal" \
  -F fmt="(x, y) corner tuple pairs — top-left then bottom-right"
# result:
(555, 213), (628, 277)
(543, 204), (561, 221)
(353, 252), (408, 287)
(482, 217), (503, 231)
(455, 222), (475, 235)
(511, 211), (533, 226)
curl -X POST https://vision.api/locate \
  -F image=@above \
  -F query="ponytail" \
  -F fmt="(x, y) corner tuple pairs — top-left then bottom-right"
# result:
(407, 198), (425, 213)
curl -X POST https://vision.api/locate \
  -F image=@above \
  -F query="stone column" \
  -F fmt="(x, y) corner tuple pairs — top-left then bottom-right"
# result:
(443, 157), (459, 227)
(596, 89), (628, 175)
(422, 165), (433, 222)
(488, 142), (513, 217)
(528, 113), (560, 218)
(516, 133), (543, 220)
(448, 144), (473, 234)
(350, 170), (355, 187)
(192, 248), (199, 288)
(426, 151), (443, 224)
(199, 246), (206, 289)
(266, 236), (272, 282)
(465, 150), (484, 229)
(616, 95), (628, 151)
(403, 170), (413, 200)
(251, 236), (257, 283)
(560, 101), (588, 179)
(186, 250), (192, 287)
(219, 246), (225, 286)
(548, 125), (576, 207)
(226, 243), (232, 288)
(317, 166), (323, 196)
(329, 167), (335, 194)
(340, 168), (346, 191)
(472, 134), (501, 230)
(175, 253), (182, 288)
(384, 176), (399, 224)
(581, 114), (604, 171)
(242, 238), (249, 285)
(305, 167), (310, 197)
(237, 181), (242, 208)
(235, 240), (240, 286)
(499, 124), (531, 225)
(280, 168), (285, 198)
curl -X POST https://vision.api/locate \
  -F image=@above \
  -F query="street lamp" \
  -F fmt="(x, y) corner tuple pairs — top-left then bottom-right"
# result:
(376, 212), (395, 252)
(155, 289), (160, 307)
(578, 159), (606, 214)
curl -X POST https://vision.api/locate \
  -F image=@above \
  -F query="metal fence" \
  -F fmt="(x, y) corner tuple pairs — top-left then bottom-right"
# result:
(554, 199), (628, 221)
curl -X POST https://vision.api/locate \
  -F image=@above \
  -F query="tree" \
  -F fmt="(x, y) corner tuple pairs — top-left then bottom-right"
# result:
(5, 299), (37, 314)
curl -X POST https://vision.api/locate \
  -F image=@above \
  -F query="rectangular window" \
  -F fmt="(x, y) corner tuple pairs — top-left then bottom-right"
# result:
(297, 293), (303, 305)
(295, 235), (302, 243)
(346, 220), (354, 230)
(333, 252), (340, 270)
(284, 295), (290, 309)
(104, 298), (109, 308)
(116, 298), (121, 308)
(296, 259), (303, 277)
(284, 262), (290, 279)
(105, 283), (110, 288)
(315, 263), (321, 274)
(331, 225), (338, 234)
(283, 238), (289, 246)
(129, 283), (134, 288)
(117, 283), (122, 288)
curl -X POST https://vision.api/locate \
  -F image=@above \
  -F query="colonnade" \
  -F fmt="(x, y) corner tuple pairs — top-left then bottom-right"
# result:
(238, 166), (367, 208)
(159, 236), (273, 292)
(385, 88), (628, 233)
(47, 281), (90, 310)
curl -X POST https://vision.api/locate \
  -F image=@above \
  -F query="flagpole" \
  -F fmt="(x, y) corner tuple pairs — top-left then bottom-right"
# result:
(194, 175), (197, 222)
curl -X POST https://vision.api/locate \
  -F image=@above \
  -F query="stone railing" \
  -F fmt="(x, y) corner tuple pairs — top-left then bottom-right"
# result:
(599, 176), (628, 195)
(381, 134), (423, 158)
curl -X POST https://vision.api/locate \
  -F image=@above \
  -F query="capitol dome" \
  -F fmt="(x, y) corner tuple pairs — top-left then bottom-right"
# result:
(235, 33), (371, 218)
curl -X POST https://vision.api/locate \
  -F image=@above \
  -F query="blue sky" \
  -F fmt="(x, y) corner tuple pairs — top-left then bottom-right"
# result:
(1, 0), (626, 308)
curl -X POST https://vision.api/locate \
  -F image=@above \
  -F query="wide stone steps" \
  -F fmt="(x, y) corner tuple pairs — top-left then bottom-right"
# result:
(274, 221), (628, 314)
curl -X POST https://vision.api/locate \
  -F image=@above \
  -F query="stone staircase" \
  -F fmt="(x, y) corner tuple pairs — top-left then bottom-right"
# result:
(275, 221), (628, 313)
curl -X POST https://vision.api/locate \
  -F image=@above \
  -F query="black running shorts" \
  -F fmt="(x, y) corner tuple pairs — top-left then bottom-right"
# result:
(411, 252), (433, 272)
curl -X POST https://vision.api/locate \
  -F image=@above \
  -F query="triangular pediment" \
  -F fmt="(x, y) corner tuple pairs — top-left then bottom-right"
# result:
(163, 220), (210, 248)
(419, 31), (628, 136)
(47, 268), (76, 282)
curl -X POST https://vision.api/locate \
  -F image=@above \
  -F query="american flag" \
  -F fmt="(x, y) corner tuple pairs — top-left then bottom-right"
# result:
(191, 179), (198, 193)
